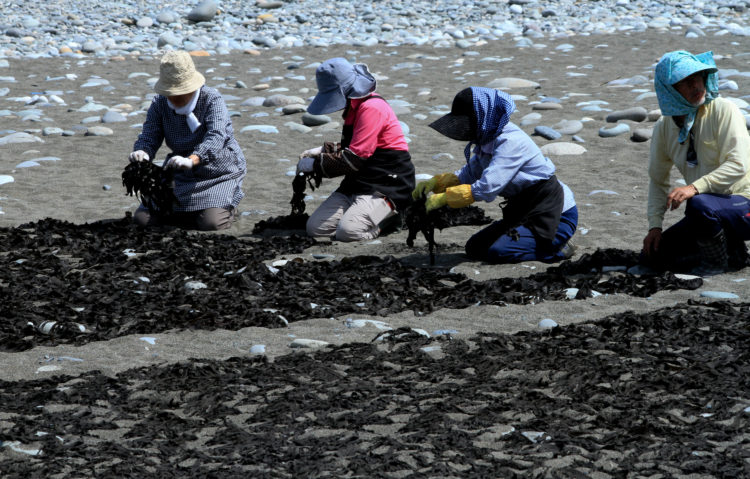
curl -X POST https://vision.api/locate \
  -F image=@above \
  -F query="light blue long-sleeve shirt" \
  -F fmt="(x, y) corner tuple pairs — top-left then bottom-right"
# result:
(455, 121), (575, 211)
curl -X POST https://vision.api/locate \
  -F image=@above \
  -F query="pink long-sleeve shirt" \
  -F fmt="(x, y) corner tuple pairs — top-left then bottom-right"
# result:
(344, 95), (409, 157)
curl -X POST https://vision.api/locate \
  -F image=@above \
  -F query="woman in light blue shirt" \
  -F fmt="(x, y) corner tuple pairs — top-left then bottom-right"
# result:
(414, 87), (577, 263)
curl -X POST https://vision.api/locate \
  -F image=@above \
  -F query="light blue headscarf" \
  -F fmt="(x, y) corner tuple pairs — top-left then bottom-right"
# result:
(464, 87), (516, 161)
(654, 50), (719, 144)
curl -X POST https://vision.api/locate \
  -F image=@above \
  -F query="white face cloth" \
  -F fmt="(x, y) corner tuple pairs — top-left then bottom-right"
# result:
(167, 90), (202, 133)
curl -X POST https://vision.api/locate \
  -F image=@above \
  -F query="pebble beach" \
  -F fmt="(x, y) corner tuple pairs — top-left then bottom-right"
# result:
(2, 0), (750, 476)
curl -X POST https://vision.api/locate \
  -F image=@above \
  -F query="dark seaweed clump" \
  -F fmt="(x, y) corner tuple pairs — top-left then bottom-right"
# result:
(122, 161), (176, 215)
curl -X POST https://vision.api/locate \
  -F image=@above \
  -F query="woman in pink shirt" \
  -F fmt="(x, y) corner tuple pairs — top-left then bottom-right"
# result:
(296, 58), (415, 241)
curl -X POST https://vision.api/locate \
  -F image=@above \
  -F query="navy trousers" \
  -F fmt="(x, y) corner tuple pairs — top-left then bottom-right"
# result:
(651, 193), (750, 271)
(465, 206), (578, 264)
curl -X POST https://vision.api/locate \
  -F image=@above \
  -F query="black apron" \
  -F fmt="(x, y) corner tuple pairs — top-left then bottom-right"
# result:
(502, 175), (564, 243)
(336, 95), (415, 211)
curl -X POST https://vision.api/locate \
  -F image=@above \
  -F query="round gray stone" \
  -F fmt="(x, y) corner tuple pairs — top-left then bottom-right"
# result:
(156, 10), (180, 24)
(263, 94), (305, 107)
(700, 291), (739, 299)
(302, 113), (332, 126)
(540, 142), (587, 156)
(631, 128), (653, 142)
(157, 32), (181, 48)
(285, 122), (312, 134)
(42, 127), (64, 136)
(533, 102), (563, 111)
(136, 17), (153, 28)
(282, 104), (307, 115)
(520, 112), (542, 127)
(241, 125), (278, 134)
(0, 132), (43, 145)
(85, 126), (114, 137)
(534, 126), (561, 140)
(487, 77), (540, 89)
(241, 97), (266, 107)
(81, 41), (103, 53)
(647, 109), (662, 121)
(101, 110), (127, 123)
(552, 119), (583, 135)
(187, 0), (217, 22)
(599, 123), (630, 138)
(606, 107), (648, 123)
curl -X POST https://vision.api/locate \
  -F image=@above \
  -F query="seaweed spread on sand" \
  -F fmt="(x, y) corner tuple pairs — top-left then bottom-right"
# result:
(1, 301), (747, 478)
(0, 218), (702, 352)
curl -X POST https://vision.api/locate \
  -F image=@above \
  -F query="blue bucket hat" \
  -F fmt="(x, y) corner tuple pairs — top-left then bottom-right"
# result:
(654, 50), (718, 143)
(307, 58), (377, 115)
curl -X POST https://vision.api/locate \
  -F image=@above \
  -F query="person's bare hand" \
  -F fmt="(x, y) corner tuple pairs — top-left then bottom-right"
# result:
(666, 184), (698, 210)
(642, 228), (662, 258)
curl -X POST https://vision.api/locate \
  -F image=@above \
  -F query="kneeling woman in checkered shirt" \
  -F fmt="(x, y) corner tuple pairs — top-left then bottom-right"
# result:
(127, 51), (247, 230)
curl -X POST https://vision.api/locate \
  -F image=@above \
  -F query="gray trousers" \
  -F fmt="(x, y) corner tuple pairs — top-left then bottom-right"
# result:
(133, 206), (236, 231)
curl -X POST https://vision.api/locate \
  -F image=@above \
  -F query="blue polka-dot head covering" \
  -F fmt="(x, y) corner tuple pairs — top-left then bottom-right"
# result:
(654, 50), (719, 143)
(463, 87), (516, 161)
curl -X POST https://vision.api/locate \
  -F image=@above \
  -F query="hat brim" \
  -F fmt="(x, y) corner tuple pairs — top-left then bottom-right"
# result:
(428, 113), (474, 141)
(307, 86), (347, 115)
(671, 60), (717, 84)
(154, 71), (206, 97)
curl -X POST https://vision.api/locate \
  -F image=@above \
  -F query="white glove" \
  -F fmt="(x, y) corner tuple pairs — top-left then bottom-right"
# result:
(297, 156), (316, 173)
(166, 155), (193, 170)
(129, 150), (149, 163)
(299, 146), (322, 159)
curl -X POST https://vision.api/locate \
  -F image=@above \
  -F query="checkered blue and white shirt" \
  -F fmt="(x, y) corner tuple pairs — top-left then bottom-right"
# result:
(133, 86), (246, 212)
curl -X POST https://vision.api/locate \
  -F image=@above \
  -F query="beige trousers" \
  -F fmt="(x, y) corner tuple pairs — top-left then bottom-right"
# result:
(306, 192), (396, 242)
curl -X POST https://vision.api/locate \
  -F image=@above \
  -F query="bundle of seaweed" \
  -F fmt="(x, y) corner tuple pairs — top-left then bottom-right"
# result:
(405, 195), (493, 265)
(121, 161), (176, 215)
(290, 170), (322, 215)
(405, 194), (438, 264)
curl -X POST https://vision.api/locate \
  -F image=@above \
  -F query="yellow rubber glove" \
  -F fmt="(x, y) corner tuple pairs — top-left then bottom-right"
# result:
(412, 173), (461, 199)
(425, 193), (447, 212)
(432, 173), (460, 193)
(445, 184), (475, 208)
